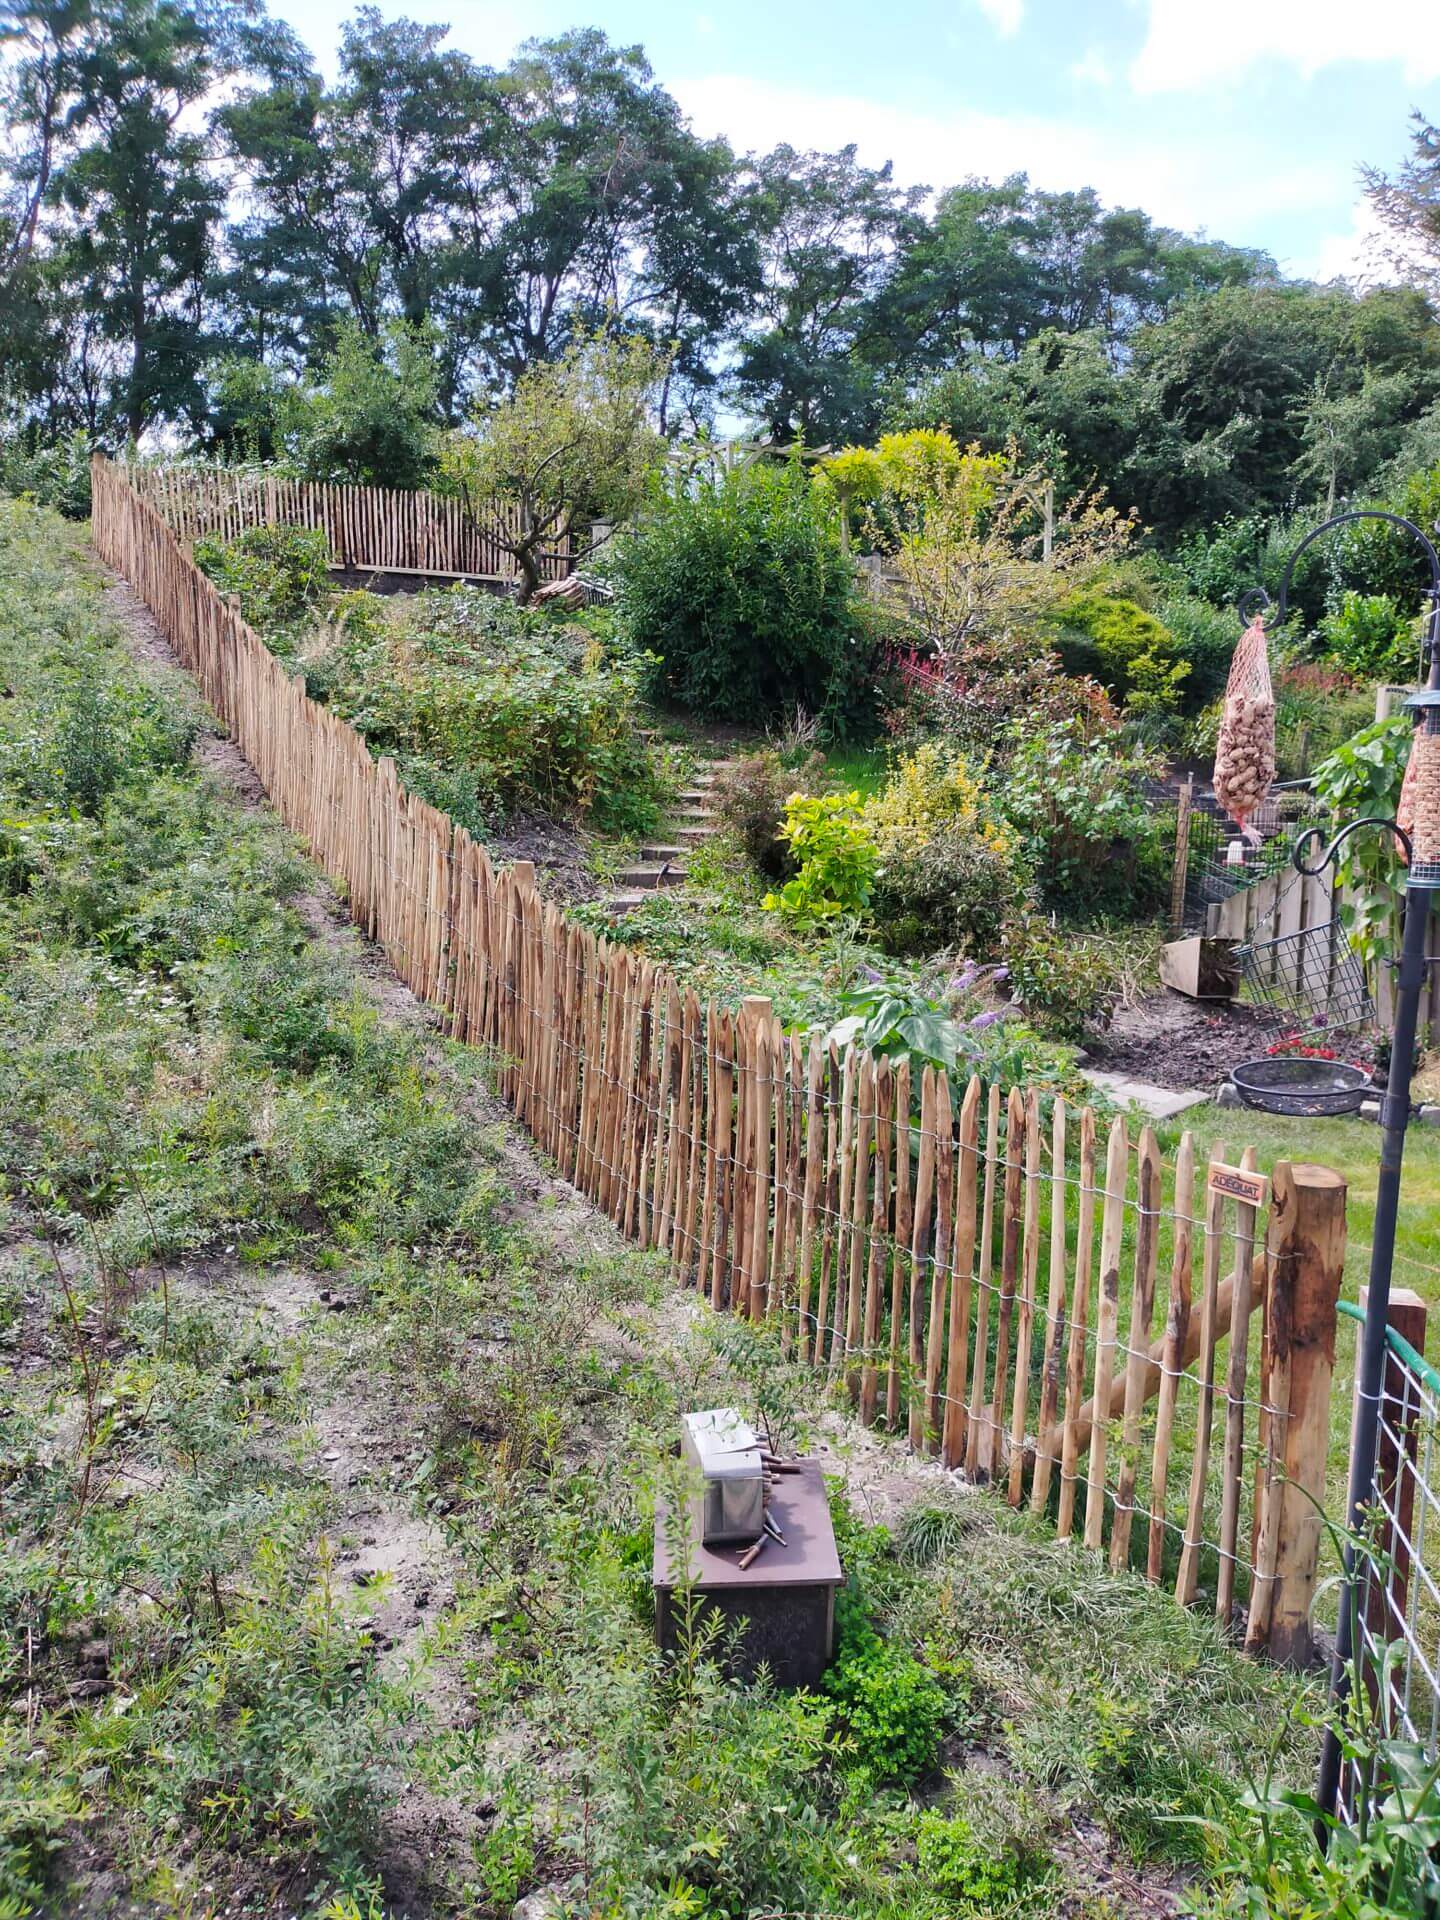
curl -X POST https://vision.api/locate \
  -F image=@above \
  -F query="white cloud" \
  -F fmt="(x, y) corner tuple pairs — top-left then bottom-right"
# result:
(977, 0), (1024, 35)
(1070, 49), (1113, 89)
(1130, 0), (1440, 93)
(1302, 196), (1436, 287)
(671, 72), (1336, 236)
(1307, 202), (1388, 284)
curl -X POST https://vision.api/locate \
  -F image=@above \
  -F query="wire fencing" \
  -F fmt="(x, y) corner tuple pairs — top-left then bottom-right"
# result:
(91, 453), (1352, 1661)
(1334, 1292), (1440, 1826)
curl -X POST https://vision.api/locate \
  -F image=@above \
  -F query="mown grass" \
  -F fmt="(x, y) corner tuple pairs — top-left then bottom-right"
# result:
(1172, 1103), (1440, 1320)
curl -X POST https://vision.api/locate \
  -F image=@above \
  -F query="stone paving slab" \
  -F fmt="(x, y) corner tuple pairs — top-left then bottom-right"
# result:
(1079, 1068), (1209, 1121)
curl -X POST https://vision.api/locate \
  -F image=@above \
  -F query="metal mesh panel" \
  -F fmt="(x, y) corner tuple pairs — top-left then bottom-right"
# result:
(1236, 921), (1373, 1032)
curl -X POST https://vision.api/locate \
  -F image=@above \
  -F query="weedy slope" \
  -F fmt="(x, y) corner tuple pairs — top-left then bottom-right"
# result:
(2, 500), (1311, 1920)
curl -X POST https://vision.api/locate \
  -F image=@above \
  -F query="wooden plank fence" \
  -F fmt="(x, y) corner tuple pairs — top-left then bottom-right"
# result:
(1174, 780), (1440, 1039)
(91, 453), (1350, 1663)
(123, 460), (575, 584)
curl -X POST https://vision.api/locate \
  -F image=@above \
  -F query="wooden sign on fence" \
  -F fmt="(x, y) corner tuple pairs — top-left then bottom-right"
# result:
(1207, 1163), (1270, 1209)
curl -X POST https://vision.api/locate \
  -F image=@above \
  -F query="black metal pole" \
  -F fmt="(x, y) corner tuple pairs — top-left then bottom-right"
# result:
(1314, 869), (1431, 1825)
(1244, 507), (1440, 1833)
(1313, 557), (1440, 1831)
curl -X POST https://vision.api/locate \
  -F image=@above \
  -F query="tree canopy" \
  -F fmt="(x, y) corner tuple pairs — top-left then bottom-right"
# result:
(2, 0), (1438, 551)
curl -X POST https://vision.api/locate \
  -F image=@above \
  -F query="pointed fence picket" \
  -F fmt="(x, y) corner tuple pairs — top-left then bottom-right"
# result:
(121, 459), (575, 583)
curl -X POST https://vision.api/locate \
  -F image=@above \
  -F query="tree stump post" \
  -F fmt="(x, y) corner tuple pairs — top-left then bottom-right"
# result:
(1250, 1161), (1347, 1665)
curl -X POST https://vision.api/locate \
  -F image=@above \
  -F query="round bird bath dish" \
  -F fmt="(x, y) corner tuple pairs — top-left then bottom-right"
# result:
(1229, 1057), (1371, 1118)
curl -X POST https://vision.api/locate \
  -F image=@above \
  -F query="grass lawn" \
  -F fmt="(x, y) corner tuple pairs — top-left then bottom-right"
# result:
(820, 741), (890, 800)
(1169, 1104), (1440, 1326)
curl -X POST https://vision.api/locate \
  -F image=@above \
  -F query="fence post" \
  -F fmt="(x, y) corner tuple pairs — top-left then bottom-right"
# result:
(1249, 1161), (1347, 1665)
(1169, 777), (1194, 938)
(1364, 1286), (1428, 1654)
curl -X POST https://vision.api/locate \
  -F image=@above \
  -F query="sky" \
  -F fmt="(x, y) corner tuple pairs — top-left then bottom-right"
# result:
(274, 0), (1439, 285)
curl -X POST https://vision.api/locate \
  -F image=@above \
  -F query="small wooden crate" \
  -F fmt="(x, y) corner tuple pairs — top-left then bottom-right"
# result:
(653, 1460), (842, 1689)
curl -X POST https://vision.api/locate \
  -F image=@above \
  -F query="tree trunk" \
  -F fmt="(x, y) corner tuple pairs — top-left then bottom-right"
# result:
(515, 541), (541, 604)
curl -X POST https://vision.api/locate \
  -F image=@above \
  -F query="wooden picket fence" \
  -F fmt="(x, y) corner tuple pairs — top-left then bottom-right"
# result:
(122, 460), (575, 584)
(91, 453), (1349, 1663)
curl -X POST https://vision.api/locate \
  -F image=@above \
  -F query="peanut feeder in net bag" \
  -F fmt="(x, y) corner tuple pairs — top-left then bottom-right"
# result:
(1213, 615), (1276, 828)
(1399, 721), (1440, 872)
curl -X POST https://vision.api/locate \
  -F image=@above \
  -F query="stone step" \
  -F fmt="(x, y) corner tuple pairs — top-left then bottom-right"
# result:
(615, 861), (687, 891)
(678, 789), (714, 806)
(638, 844), (686, 862)
(675, 824), (717, 844)
(606, 892), (649, 916)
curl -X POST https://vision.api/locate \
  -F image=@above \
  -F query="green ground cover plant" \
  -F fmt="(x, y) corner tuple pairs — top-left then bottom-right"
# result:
(192, 533), (673, 839)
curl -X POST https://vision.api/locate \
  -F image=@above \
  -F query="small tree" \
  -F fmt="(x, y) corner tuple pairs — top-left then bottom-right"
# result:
(442, 333), (668, 602)
(882, 454), (1136, 732)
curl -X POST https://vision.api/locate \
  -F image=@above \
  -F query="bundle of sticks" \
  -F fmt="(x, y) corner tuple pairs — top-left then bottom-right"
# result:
(736, 1446), (803, 1569)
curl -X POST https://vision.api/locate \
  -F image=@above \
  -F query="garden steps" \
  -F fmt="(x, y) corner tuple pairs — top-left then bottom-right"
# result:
(614, 860), (688, 891)
(599, 758), (738, 917)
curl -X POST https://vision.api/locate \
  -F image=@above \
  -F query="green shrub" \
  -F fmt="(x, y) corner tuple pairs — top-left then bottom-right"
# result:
(763, 790), (878, 925)
(4, 676), (196, 816)
(292, 320), (440, 490)
(913, 1809), (1036, 1912)
(1053, 588), (1190, 716)
(1003, 919), (1121, 1042)
(712, 748), (814, 881)
(614, 456), (878, 735)
(1319, 591), (1420, 681)
(996, 720), (1168, 921)
(864, 744), (1032, 956)
(194, 523), (332, 645)
(1158, 590), (1242, 708)
(0, 429), (93, 517)
(134, 1545), (400, 1878)
(823, 1610), (947, 1789)
(277, 584), (666, 836)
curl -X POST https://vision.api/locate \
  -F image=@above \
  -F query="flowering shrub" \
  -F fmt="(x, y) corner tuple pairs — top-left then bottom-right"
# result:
(864, 743), (1031, 956)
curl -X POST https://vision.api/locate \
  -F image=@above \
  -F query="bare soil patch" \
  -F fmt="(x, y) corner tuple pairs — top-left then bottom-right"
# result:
(1087, 989), (1285, 1094)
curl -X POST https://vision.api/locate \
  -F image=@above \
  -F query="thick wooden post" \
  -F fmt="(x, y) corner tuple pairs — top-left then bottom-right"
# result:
(1170, 777), (1194, 938)
(1363, 1285), (1428, 1659)
(1246, 1162), (1347, 1664)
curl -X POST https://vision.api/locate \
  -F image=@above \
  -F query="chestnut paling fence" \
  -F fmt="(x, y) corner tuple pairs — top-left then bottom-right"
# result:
(121, 459), (576, 584)
(92, 454), (1351, 1662)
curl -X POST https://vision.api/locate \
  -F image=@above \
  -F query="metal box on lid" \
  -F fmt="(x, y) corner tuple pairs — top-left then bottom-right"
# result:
(682, 1408), (764, 1546)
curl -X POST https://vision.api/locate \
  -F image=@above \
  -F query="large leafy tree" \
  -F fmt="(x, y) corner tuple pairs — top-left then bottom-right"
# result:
(2, 0), (302, 439)
(874, 174), (1270, 381)
(1126, 283), (1440, 533)
(734, 143), (925, 443)
(1365, 112), (1440, 301)
(221, 21), (756, 417)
